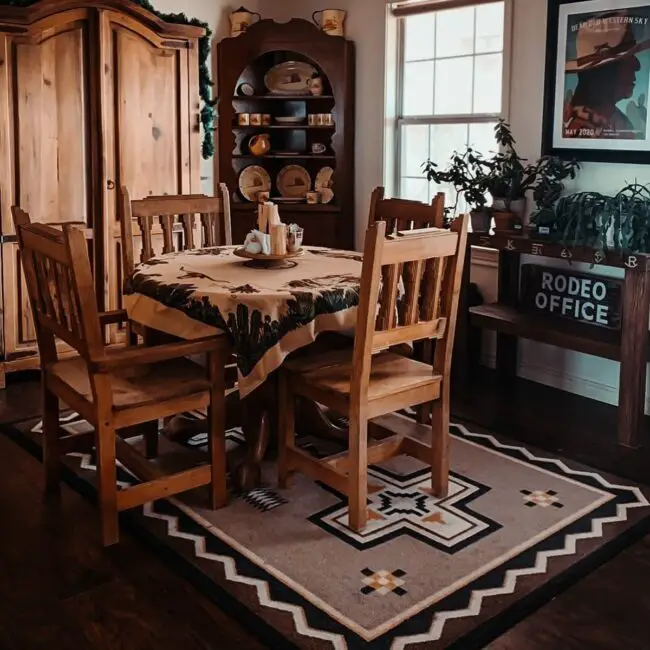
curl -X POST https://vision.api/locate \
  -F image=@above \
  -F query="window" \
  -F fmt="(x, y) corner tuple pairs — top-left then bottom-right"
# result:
(395, 0), (507, 211)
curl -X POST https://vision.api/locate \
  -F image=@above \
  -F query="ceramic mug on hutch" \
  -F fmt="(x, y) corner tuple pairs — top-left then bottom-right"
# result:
(262, 113), (271, 125)
(250, 113), (262, 126)
(321, 113), (334, 126)
(230, 6), (261, 37)
(306, 191), (321, 204)
(312, 9), (346, 36)
(237, 113), (250, 126)
(308, 114), (318, 126)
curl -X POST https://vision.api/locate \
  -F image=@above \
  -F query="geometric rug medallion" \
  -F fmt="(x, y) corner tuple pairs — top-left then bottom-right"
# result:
(5, 415), (650, 650)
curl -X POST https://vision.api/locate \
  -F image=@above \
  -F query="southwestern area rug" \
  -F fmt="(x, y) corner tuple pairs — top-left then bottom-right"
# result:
(4, 414), (650, 650)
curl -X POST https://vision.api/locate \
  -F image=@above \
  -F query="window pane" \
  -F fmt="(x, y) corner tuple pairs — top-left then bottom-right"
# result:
(436, 7), (475, 58)
(435, 57), (473, 114)
(401, 124), (430, 176)
(404, 13), (435, 61)
(468, 122), (497, 157)
(473, 53), (502, 113)
(430, 123), (469, 168)
(401, 177), (430, 203)
(475, 2), (504, 53)
(403, 60), (434, 115)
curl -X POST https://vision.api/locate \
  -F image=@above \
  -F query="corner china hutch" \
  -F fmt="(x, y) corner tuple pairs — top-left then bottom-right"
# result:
(0, 0), (204, 387)
(217, 19), (356, 250)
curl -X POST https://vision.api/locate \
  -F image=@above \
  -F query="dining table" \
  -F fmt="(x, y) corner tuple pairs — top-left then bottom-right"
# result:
(122, 244), (364, 491)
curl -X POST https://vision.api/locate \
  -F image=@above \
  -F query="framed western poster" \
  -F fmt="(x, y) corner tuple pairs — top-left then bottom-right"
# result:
(542, 0), (650, 163)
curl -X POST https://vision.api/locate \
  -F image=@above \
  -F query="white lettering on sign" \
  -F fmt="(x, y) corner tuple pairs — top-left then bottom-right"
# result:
(593, 282), (606, 301)
(530, 269), (615, 326)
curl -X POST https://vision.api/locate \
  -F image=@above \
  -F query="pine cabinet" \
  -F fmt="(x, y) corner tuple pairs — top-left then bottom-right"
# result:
(0, 0), (203, 385)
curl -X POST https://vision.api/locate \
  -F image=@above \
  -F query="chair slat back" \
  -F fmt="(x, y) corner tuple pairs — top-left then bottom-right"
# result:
(368, 186), (447, 329)
(369, 186), (445, 233)
(12, 207), (104, 363)
(119, 184), (232, 278)
(351, 214), (469, 401)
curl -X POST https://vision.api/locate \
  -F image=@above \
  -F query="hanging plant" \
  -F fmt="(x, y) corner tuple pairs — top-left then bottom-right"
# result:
(2, 0), (218, 159)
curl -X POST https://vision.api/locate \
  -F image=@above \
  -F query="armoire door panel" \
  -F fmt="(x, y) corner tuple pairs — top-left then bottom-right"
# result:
(115, 27), (181, 200)
(0, 16), (93, 362)
(4, 22), (91, 234)
(99, 11), (198, 321)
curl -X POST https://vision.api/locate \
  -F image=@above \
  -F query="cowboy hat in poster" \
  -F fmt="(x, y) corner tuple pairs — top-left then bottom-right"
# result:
(543, 0), (650, 163)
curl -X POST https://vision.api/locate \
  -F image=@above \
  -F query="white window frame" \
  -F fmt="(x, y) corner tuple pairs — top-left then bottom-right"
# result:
(393, 0), (514, 203)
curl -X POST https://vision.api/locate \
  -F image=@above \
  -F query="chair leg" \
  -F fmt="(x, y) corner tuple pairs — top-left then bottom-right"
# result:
(430, 398), (449, 498)
(143, 420), (159, 459)
(278, 371), (295, 489)
(208, 351), (228, 510)
(42, 383), (60, 493)
(95, 420), (119, 546)
(416, 402), (431, 425)
(348, 415), (368, 532)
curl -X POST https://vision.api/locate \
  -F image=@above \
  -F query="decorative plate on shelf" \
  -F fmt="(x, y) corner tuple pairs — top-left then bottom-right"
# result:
(264, 61), (318, 95)
(315, 166), (335, 204)
(238, 165), (271, 202)
(277, 165), (311, 198)
(319, 187), (334, 204)
(315, 166), (334, 189)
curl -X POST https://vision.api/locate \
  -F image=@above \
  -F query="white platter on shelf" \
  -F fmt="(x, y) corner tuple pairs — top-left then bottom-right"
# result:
(264, 61), (317, 95)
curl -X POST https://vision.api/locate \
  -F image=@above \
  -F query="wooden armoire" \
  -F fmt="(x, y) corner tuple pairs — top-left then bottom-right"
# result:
(0, 0), (204, 387)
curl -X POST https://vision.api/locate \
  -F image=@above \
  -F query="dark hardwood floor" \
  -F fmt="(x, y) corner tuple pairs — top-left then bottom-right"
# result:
(0, 372), (649, 649)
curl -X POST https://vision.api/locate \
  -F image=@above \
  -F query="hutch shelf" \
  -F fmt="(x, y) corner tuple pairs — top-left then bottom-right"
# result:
(217, 19), (356, 249)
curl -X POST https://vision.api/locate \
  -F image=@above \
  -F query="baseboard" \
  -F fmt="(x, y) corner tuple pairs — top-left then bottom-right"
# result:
(481, 353), (619, 406)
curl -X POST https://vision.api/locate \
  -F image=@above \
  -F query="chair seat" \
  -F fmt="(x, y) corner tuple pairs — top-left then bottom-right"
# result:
(285, 349), (441, 405)
(48, 355), (211, 411)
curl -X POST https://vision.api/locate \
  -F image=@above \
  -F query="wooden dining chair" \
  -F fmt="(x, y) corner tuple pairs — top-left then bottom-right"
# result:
(118, 184), (233, 347)
(368, 186), (448, 421)
(119, 184), (232, 280)
(278, 214), (469, 532)
(13, 209), (231, 546)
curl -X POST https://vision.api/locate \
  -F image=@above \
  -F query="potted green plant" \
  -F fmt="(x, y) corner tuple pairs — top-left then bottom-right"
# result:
(483, 120), (580, 233)
(482, 119), (530, 231)
(422, 147), (491, 232)
(528, 155), (581, 235)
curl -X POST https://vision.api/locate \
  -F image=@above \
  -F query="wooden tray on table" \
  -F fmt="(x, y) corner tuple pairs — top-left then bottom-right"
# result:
(233, 247), (305, 269)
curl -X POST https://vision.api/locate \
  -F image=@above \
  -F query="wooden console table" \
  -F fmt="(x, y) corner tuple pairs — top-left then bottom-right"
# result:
(461, 232), (650, 449)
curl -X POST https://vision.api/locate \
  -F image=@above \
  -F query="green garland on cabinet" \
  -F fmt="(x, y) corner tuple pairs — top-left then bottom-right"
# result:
(3, 0), (217, 158)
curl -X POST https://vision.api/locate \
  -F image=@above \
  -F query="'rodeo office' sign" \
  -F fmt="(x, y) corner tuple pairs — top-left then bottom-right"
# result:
(520, 264), (622, 329)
